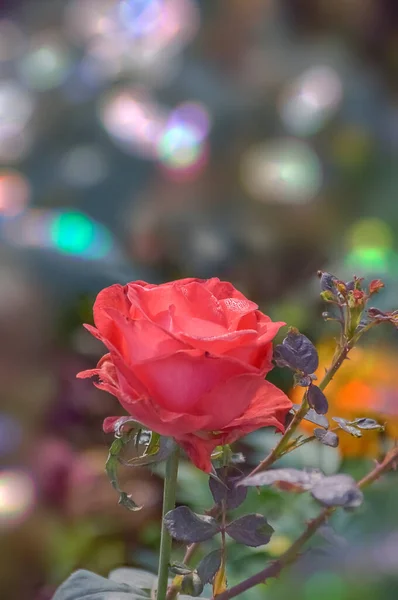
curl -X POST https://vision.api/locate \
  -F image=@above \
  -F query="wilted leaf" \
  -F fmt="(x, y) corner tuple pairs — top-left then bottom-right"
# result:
(106, 439), (142, 511)
(169, 562), (193, 576)
(292, 405), (329, 429)
(314, 428), (339, 448)
(53, 570), (149, 600)
(332, 417), (362, 437)
(225, 514), (274, 547)
(164, 506), (220, 543)
(241, 468), (324, 492)
(181, 572), (204, 597)
(307, 385), (329, 415)
(274, 329), (319, 375)
(196, 550), (222, 584)
(350, 418), (385, 431)
(311, 474), (363, 508)
(126, 436), (175, 467)
(209, 468), (247, 509)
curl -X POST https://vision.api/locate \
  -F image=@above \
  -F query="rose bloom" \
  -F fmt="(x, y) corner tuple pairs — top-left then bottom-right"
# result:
(78, 278), (292, 471)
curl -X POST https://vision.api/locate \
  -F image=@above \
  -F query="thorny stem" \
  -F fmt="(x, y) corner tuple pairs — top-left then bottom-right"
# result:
(212, 445), (398, 600)
(247, 340), (354, 479)
(156, 446), (180, 600)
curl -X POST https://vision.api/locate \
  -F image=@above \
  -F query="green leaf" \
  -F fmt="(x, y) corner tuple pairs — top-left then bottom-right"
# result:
(52, 569), (150, 599)
(105, 436), (142, 511)
(109, 567), (156, 591)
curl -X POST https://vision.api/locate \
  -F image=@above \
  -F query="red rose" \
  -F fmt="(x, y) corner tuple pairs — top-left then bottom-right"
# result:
(78, 278), (292, 472)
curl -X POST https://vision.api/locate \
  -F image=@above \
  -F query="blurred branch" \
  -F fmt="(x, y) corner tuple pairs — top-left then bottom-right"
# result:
(212, 445), (398, 600)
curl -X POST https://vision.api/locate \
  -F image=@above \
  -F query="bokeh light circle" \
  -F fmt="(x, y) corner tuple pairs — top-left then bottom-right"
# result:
(241, 138), (323, 204)
(0, 470), (36, 526)
(279, 66), (343, 136)
(60, 145), (109, 188)
(0, 171), (31, 218)
(18, 34), (73, 91)
(99, 86), (165, 157)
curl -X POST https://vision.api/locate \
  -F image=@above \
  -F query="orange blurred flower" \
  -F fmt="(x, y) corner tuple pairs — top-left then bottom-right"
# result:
(291, 340), (398, 457)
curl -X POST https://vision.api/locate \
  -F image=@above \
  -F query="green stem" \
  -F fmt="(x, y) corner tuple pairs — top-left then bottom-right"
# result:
(157, 445), (180, 600)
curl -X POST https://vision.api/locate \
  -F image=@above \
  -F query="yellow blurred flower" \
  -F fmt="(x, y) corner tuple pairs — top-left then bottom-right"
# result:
(290, 340), (398, 457)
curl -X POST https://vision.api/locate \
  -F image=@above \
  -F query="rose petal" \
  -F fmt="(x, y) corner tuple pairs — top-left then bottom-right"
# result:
(193, 373), (275, 430)
(133, 350), (254, 413)
(222, 381), (292, 443)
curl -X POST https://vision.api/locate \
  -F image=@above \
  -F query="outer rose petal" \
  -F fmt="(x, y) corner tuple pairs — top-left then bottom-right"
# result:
(177, 381), (292, 472)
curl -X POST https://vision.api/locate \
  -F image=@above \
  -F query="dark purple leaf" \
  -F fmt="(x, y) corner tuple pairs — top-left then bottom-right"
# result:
(209, 468), (247, 509)
(350, 418), (384, 431)
(225, 514), (274, 547)
(307, 385), (329, 415)
(319, 271), (338, 293)
(293, 373), (316, 387)
(332, 417), (362, 437)
(274, 329), (319, 375)
(181, 573), (204, 597)
(293, 405), (329, 429)
(311, 474), (363, 508)
(164, 506), (220, 543)
(314, 428), (339, 448)
(196, 550), (222, 584)
(241, 468), (324, 492)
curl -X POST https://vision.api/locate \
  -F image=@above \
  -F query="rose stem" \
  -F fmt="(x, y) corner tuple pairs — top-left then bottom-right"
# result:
(212, 445), (398, 600)
(247, 340), (354, 478)
(156, 445), (180, 600)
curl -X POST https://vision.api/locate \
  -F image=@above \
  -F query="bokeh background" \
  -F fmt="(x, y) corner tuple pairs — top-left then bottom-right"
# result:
(0, 0), (398, 598)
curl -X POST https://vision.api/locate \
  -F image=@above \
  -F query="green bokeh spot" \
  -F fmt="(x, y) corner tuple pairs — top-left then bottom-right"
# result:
(344, 246), (391, 274)
(50, 211), (95, 255)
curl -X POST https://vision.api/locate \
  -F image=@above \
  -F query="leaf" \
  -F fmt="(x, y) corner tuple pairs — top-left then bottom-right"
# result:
(106, 438), (142, 511)
(332, 417), (362, 437)
(209, 468), (247, 509)
(314, 428), (339, 448)
(274, 329), (319, 375)
(126, 436), (176, 467)
(164, 506), (220, 543)
(293, 405), (329, 429)
(241, 468), (324, 492)
(307, 385), (329, 415)
(109, 567), (156, 591)
(225, 514), (274, 547)
(311, 474), (364, 508)
(319, 272), (338, 293)
(169, 562), (193, 576)
(52, 569), (149, 600)
(196, 550), (222, 584)
(350, 418), (385, 431)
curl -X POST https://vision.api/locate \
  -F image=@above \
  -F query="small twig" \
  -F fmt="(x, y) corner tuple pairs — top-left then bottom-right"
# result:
(212, 446), (398, 600)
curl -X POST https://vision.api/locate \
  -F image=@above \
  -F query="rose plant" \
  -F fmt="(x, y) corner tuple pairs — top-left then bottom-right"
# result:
(54, 273), (398, 600)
